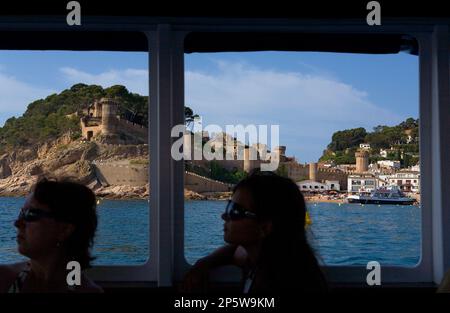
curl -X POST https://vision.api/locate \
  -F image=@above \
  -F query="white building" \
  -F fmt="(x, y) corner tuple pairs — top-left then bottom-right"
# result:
(377, 175), (390, 187)
(360, 143), (371, 150)
(410, 163), (420, 172)
(297, 180), (340, 192)
(406, 135), (413, 144)
(388, 171), (420, 193)
(325, 180), (340, 191)
(380, 147), (398, 158)
(377, 160), (401, 169)
(347, 174), (378, 193)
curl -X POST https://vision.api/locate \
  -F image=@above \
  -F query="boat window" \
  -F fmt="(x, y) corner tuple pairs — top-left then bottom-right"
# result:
(0, 46), (150, 266)
(183, 49), (420, 267)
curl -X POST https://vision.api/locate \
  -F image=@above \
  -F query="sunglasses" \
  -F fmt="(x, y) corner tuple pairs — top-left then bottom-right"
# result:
(222, 200), (257, 221)
(18, 208), (60, 222)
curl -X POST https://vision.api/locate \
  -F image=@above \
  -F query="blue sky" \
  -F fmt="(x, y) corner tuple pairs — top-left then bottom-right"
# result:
(0, 50), (418, 162)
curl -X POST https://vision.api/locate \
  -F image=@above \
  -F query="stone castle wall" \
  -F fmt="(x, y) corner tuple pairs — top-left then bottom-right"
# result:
(93, 160), (232, 193)
(213, 159), (244, 171)
(93, 162), (148, 186)
(283, 162), (349, 190)
(317, 170), (349, 190)
(117, 118), (148, 141)
(185, 171), (233, 193)
(285, 162), (309, 181)
(80, 119), (103, 140)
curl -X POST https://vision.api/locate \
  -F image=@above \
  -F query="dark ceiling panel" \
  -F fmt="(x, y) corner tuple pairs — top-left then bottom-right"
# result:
(0, 1), (449, 18)
(184, 33), (416, 54)
(0, 31), (148, 51)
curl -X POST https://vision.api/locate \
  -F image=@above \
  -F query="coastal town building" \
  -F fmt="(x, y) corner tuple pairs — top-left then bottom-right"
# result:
(377, 174), (391, 187)
(404, 129), (418, 144)
(326, 180), (341, 191)
(297, 180), (328, 191)
(297, 179), (340, 192)
(380, 147), (399, 158)
(347, 174), (378, 193)
(388, 171), (420, 193)
(297, 180), (340, 192)
(377, 160), (401, 170)
(410, 163), (420, 172)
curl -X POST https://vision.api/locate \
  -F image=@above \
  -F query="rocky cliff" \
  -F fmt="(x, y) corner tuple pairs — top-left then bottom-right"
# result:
(0, 130), (229, 200)
(0, 133), (148, 199)
(0, 133), (225, 200)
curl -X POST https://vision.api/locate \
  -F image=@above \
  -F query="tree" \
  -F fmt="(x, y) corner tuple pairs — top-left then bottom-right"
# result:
(327, 127), (367, 152)
(365, 132), (390, 150)
(373, 125), (387, 133)
(400, 117), (418, 129)
(275, 164), (288, 177)
(185, 106), (200, 132)
(208, 161), (246, 184)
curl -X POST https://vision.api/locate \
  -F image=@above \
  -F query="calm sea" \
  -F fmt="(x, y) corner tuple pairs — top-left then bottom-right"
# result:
(0, 197), (421, 266)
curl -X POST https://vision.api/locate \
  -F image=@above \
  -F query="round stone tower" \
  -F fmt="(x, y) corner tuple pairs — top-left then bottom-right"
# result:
(309, 162), (318, 181)
(273, 146), (286, 161)
(183, 132), (195, 160)
(100, 98), (119, 136)
(244, 146), (257, 173)
(355, 150), (369, 173)
(93, 100), (102, 118)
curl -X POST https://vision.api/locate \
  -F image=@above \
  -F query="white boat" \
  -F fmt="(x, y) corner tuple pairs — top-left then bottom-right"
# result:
(347, 186), (416, 205)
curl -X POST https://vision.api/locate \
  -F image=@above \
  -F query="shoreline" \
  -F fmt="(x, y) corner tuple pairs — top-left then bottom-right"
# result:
(0, 190), (233, 201)
(0, 190), (420, 204)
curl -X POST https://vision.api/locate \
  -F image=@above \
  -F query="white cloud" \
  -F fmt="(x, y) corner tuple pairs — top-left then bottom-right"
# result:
(185, 60), (405, 162)
(60, 67), (148, 95)
(0, 71), (55, 127)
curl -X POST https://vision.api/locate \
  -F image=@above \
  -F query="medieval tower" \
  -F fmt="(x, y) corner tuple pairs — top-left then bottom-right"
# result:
(100, 98), (119, 136)
(243, 146), (258, 173)
(309, 162), (318, 181)
(355, 150), (369, 173)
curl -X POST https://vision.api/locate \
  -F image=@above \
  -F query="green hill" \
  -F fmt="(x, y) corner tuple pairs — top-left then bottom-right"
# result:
(0, 84), (197, 152)
(320, 118), (419, 167)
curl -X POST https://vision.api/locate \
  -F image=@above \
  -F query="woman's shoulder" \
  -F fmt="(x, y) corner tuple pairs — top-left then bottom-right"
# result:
(0, 262), (28, 292)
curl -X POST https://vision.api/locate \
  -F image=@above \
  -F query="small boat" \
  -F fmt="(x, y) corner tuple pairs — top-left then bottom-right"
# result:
(347, 186), (416, 205)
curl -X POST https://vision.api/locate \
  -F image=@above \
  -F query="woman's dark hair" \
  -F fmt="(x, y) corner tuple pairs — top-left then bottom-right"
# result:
(32, 177), (98, 269)
(233, 170), (328, 292)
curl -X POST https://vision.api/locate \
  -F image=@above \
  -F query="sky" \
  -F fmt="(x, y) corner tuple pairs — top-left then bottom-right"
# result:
(0, 50), (418, 163)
